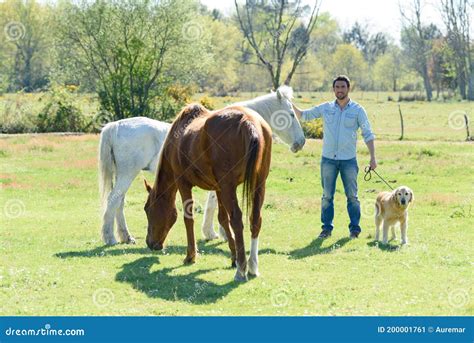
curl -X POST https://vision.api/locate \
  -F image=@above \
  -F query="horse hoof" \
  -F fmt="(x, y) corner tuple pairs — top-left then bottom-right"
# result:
(234, 272), (248, 282)
(123, 237), (136, 244)
(104, 239), (117, 246)
(183, 256), (196, 264)
(203, 230), (219, 241)
(248, 270), (260, 277)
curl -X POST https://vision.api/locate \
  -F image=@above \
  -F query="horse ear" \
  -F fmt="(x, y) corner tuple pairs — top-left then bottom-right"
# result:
(144, 179), (152, 193)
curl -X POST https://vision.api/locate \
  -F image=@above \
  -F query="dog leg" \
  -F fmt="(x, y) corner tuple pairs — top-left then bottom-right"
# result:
(400, 218), (408, 245)
(391, 225), (397, 241)
(375, 216), (382, 241)
(382, 221), (390, 244)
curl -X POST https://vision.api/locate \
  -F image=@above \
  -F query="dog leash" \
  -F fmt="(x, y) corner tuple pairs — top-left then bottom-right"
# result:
(364, 166), (394, 190)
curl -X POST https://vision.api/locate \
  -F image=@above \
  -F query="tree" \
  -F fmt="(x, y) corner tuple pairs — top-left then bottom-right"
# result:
(373, 46), (403, 91)
(197, 15), (241, 95)
(234, 0), (321, 89)
(329, 44), (368, 89)
(440, 0), (473, 100)
(61, 0), (211, 120)
(400, 0), (440, 101)
(0, 0), (53, 92)
(343, 22), (389, 65)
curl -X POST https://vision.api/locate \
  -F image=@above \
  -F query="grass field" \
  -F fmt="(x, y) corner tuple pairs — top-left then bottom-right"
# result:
(1, 112), (473, 315)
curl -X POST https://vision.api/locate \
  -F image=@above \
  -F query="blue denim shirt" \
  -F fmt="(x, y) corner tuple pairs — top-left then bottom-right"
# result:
(301, 99), (375, 160)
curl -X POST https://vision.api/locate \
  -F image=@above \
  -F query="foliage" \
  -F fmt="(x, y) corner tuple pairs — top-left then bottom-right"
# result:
(302, 119), (323, 139)
(60, 0), (211, 121)
(36, 87), (87, 132)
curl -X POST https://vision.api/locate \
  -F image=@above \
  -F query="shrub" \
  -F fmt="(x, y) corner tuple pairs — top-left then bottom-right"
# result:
(0, 98), (37, 133)
(302, 119), (323, 139)
(36, 87), (87, 132)
(398, 94), (426, 102)
(199, 95), (216, 110)
(156, 84), (196, 121)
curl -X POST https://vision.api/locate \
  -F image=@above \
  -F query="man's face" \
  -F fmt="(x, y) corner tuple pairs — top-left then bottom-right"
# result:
(333, 81), (349, 100)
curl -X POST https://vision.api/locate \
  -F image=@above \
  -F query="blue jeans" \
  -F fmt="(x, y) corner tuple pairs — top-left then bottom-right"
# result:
(320, 157), (361, 233)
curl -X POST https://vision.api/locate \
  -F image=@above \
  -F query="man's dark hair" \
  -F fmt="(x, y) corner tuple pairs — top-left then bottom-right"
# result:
(332, 75), (350, 88)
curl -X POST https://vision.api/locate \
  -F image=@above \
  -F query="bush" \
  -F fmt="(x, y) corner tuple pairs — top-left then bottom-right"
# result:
(0, 97), (37, 133)
(156, 84), (196, 121)
(302, 119), (323, 139)
(398, 94), (426, 102)
(36, 87), (88, 132)
(199, 95), (216, 110)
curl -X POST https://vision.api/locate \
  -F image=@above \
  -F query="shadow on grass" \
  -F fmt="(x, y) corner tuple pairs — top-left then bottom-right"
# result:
(115, 256), (241, 304)
(55, 239), (278, 259)
(367, 240), (400, 252)
(289, 237), (351, 259)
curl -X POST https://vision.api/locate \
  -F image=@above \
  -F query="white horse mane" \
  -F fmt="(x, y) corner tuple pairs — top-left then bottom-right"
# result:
(236, 86), (294, 119)
(277, 85), (294, 100)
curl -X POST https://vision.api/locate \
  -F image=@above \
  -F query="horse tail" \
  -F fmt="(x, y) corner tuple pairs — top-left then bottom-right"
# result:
(242, 120), (262, 217)
(98, 122), (117, 214)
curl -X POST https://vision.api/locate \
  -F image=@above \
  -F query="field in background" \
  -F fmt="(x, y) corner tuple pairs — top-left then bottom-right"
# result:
(0, 130), (473, 315)
(0, 91), (473, 141)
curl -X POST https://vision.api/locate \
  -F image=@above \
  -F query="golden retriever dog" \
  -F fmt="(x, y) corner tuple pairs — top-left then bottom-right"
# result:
(375, 186), (414, 245)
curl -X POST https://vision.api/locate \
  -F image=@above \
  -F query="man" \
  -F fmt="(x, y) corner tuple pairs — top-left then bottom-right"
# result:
(292, 75), (377, 239)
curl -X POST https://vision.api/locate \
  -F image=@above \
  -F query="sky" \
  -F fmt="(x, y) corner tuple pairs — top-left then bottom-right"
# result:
(200, 0), (446, 43)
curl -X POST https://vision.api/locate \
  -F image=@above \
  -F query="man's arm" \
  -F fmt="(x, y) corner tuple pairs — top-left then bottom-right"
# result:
(358, 107), (377, 170)
(365, 139), (377, 170)
(292, 103), (323, 121)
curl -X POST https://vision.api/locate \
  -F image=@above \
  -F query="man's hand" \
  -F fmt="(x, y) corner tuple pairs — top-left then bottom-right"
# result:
(292, 103), (302, 120)
(369, 158), (377, 170)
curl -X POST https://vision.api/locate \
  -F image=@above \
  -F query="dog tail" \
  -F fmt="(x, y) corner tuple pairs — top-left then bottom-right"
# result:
(374, 201), (381, 217)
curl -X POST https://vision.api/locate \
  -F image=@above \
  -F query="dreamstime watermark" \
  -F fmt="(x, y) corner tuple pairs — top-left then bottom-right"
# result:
(271, 287), (291, 307)
(360, 198), (376, 218)
(181, 21), (203, 41)
(181, 198), (203, 219)
(186, 281), (209, 303)
(270, 110), (293, 131)
(447, 110), (468, 130)
(92, 288), (114, 308)
(4, 21), (25, 41)
(3, 199), (26, 219)
(5, 323), (85, 337)
(91, 109), (114, 131)
(447, 288), (470, 308)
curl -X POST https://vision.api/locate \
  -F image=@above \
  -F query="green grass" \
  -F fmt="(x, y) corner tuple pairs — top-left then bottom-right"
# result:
(1, 129), (473, 315)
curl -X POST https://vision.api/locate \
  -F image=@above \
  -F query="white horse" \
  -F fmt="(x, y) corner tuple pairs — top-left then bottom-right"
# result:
(98, 86), (304, 245)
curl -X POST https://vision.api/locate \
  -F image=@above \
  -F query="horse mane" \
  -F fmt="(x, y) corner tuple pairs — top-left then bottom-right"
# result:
(277, 85), (294, 100)
(235, 86), (294, 121)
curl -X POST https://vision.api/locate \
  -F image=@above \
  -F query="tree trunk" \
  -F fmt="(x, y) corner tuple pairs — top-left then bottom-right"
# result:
(458, 73), (467, 100)
(468, 63), (474, 101)
(422, 65), (432, 101)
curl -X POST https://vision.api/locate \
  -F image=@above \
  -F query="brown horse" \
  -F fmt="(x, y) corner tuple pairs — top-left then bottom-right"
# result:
(144, 103), (272, 282)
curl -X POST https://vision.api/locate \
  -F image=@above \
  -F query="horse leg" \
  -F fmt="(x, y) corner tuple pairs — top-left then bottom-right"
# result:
(216, 191), (236, 267)
(218, 185), (247, 282)
(178, 183), (197, 264)
(248, 182), (265, 277)
(201, 191), (219, 241)
(113, 173), (138, 244)
(115, 196), (135, 244)
(101, 187), (122, 245)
